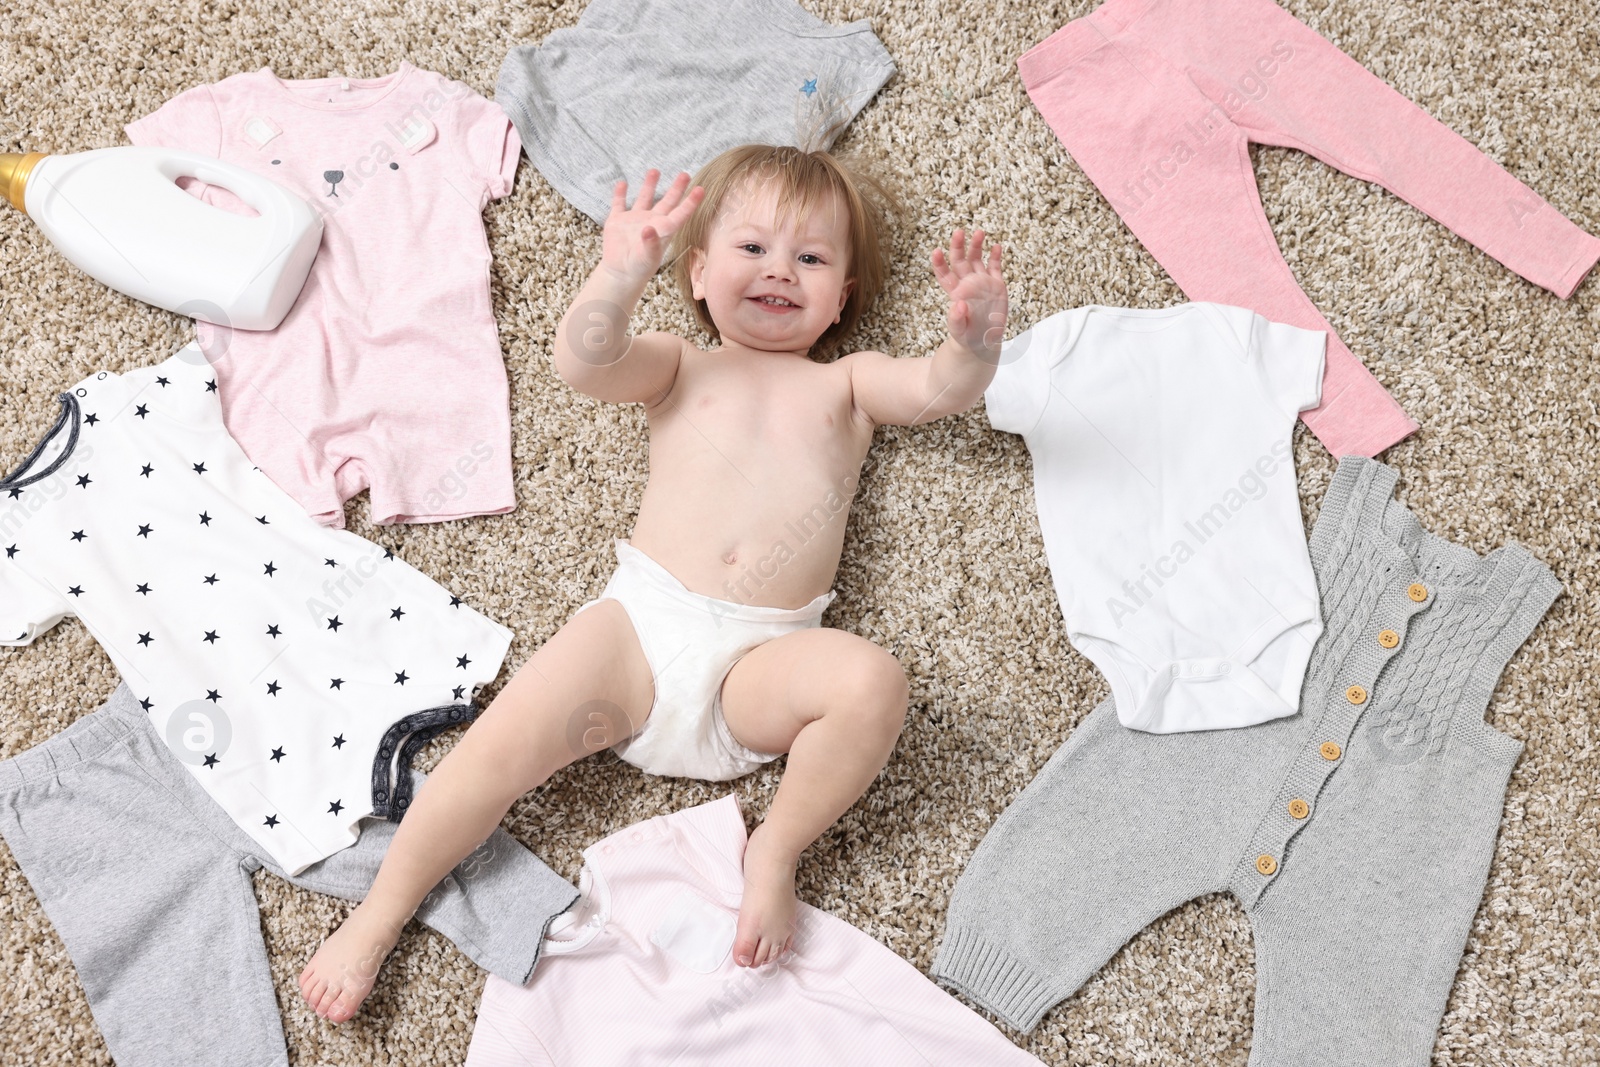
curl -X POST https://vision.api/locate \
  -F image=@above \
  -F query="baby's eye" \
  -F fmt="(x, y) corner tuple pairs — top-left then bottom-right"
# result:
(740, 243), (764, 255)
(799, 253), (824, 265)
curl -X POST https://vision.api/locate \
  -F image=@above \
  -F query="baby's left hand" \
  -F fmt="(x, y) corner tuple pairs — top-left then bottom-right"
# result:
(932, 228), (1007, 361)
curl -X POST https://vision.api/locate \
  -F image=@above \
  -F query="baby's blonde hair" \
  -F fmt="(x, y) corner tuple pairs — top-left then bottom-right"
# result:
(668, 143), (896, 353)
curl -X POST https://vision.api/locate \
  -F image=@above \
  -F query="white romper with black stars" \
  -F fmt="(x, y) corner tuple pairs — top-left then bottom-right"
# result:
(0, 346), (513, 873)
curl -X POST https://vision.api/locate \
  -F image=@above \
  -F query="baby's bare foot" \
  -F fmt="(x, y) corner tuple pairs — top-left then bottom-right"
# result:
(734, 823), (799, 968)
(298, 902), (405, 1022)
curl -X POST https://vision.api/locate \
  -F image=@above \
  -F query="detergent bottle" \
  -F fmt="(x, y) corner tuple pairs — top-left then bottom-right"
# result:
(0, 147), (322, 331)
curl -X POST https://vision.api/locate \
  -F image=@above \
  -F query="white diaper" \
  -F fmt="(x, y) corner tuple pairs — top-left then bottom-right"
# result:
(579, 540), (835, 781)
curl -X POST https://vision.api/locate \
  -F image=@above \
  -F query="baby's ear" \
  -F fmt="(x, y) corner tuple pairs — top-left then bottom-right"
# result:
(835, 278), (856, 322)
(688, 247), (708, 300)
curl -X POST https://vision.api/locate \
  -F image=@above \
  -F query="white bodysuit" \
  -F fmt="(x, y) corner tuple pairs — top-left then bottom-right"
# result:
(985, 303), (1326, 733)
(0, 347), (512, 872)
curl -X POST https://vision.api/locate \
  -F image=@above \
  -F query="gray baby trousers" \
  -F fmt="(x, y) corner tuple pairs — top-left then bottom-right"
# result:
(933, 458), (1561, 1065)
(0, 683), (579, 1067)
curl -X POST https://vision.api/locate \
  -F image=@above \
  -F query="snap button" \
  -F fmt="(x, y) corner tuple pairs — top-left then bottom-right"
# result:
(632, 831), (645, 842)
(1407, 583), (1429, 602)
(1378, 629), (1400, 649)
(1320, 741), (1342, 761)
(1345, 685), (1368, 705)
(602, 844), (614, 856)
(1256, 854), (1278, 876)
(1288, 798), (1309, 820)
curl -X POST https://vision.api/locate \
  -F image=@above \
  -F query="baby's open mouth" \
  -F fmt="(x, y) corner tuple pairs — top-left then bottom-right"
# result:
(751, 295), (801, 308)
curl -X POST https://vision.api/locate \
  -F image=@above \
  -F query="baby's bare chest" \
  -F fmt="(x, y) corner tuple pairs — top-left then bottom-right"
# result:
(657, 359), (870, 465)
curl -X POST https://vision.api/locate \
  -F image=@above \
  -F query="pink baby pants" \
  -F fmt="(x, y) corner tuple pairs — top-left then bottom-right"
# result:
(1020, 0), (1600, 458)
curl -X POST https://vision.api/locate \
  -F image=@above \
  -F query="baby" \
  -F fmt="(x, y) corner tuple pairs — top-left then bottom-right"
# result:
(300, 145), (1007, 1021)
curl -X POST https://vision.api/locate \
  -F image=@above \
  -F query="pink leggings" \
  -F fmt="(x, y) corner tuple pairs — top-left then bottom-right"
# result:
(1021, 0), (1600, 457)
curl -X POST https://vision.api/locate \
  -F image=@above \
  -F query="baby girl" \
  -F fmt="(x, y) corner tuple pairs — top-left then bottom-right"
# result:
(300, 144), (1008, 1020)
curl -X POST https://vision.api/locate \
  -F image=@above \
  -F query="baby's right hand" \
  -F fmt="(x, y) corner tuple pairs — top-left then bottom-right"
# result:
(600, 170), (705, 283)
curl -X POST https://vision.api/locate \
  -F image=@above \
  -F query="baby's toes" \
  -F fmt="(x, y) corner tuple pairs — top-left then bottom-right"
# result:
(732, 921), (761, 968)
(327, 985), (363, 1023)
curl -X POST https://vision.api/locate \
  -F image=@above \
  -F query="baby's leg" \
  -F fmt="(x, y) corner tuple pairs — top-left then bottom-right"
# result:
(299, 599), (653, 1022)
(719, 628), (908, 967)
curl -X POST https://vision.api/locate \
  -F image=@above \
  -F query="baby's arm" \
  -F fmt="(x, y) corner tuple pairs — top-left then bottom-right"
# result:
(845, 229), (1007, 427)
(552, 170), (705, 405)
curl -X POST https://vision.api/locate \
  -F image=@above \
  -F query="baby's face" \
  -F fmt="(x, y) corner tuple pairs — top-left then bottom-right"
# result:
(688, 181), (853, 353)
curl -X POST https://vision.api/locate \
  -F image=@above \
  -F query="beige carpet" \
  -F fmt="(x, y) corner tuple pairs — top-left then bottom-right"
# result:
(2, 0), (1597, 1063)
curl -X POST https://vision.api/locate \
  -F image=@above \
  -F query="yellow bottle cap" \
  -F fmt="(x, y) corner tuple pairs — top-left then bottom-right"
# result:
(0, 153), (48, 214)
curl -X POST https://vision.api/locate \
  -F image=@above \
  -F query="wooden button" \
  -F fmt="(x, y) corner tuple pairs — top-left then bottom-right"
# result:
(1256, 854), (1278, 876)
(1320, 741), (1342, 761)
(1288, 798), (1310, 819)
(1345, 684), (1368, 705)
(1378, 629), (1400, 649)
(1407, 583), (1429, 602)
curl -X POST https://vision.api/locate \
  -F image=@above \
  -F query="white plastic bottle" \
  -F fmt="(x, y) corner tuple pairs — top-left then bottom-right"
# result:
(1, 147), (322, 331)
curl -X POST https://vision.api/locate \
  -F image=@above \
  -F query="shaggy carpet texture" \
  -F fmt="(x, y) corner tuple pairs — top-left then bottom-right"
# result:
(2, 0), (1596, 1063)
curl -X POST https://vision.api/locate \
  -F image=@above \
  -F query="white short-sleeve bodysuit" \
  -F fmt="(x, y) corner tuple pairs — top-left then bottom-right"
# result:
(986, 303), (1327, 733)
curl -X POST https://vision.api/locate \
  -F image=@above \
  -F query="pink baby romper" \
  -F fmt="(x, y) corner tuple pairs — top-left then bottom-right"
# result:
(128, 63), (520, 526)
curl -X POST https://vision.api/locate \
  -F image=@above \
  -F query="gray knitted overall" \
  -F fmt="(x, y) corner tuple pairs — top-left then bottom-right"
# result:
(932, 458), (1561, 1066)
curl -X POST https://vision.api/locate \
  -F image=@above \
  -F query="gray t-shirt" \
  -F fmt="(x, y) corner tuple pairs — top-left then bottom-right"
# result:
(497, 0), (896, 224)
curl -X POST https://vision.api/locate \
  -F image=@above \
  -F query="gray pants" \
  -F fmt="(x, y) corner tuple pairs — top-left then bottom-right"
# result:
(933, 458), (1562, 1066)
(0, 683), (578, 1067)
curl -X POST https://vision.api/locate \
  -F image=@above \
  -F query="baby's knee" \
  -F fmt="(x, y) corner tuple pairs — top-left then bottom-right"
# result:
(832, 645), (908, 728)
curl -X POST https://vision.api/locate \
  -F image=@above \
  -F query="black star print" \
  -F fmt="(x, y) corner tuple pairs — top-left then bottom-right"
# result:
(266, 624), (282, 638)
(137, 524), (153, 538)
(156, 375), (170, 387)
(206, 689), (222, 702)
(202, 630), (220, 644)
(256, 515), (270, 525)
(383, 547), (395, 560)
(202, 574), (219, 586)
(139, 697), (153, 711)
(5, 488), (20, 499)
(137, 632), (153, 646)
(198, 511), (212, 526)
(328, 800), (344, 815)
(326, 616), (342, 632)
(329, 678), (344, 690)
(76, 474), (92, 488)
(203, 753), (218, 768)
(324, 558), (338, 568)
(263, 562), (277, 577)
(4, 545), (15, 558)
(394, 670), (409, 685)
(70, 530), (86, 542)
(136, 582), (151, 595)
(192, 462), (207, 475)
(267, 680), (281, 695)
(140, 463), (154, 477)
(264, 814), (278, 828)
(270, 746), (286, 763)
(83, 413), (99, 426)
(449, 595), (463, 608)
(332, 734), (347, 749)
(456, 654), (471, 669)
(390, 606), (405, 620)
(452, 685), (466, 701)
(135, 404), (149, 419)
(206, 379), (218, 393)
(67, 585), (84, 597)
